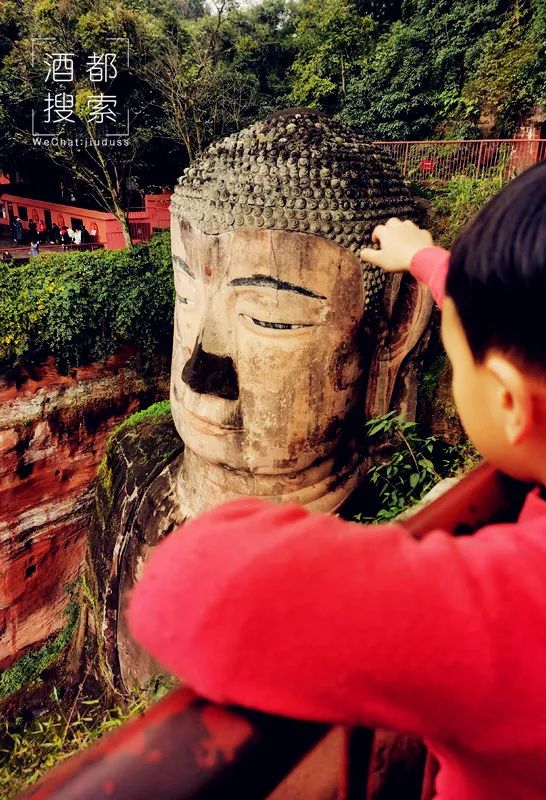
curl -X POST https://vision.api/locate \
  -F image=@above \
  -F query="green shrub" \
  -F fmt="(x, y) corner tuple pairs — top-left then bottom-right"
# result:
(0, 691), (148, 797)
(355, 411), (479, 523)
(0, 674), (176, 797)
(0, 232), (174, 372)
(426, 171), (506, 247)
(0, 599), (79, 701)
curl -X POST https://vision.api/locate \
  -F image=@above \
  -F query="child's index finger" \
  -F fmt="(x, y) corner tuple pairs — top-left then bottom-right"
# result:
(371, 224), (385, 244)
(360, 246), (385, 267)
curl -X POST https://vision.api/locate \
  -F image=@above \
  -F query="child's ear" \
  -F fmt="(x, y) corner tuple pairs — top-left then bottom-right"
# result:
(484, 354), (533, 445)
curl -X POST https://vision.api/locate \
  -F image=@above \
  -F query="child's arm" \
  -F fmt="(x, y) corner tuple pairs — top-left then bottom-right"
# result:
(360, 218), (449, 307)
(127, 497), (513, 744)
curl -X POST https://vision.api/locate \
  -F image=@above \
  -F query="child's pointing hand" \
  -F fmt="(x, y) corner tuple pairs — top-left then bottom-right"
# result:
(360, 218), (433, 273)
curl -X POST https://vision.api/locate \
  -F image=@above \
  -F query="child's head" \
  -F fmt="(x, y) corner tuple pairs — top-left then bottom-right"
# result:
(443, 161), (546, 483)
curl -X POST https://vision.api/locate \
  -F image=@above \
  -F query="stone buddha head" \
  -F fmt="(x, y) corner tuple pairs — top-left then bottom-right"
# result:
(168, 108), (432, 515)
(90, 109), (433, 691)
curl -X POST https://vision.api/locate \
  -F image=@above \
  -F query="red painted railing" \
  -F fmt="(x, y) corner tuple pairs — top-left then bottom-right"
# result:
(15, 463), (529, 800)
(373, 139), (546, 182)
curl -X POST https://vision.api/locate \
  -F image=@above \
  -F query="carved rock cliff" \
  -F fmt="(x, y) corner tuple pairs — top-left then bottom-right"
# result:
(0, 352), (168, 693)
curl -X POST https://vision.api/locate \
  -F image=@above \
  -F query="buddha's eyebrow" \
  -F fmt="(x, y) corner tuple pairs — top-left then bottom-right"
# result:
(228, 274), (326, 300)
(173, 254), (195, 279)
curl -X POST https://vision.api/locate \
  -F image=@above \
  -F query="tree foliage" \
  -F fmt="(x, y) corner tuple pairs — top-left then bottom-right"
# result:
(0, 0), (173, 243)
(461, 1), (545, 135)
(1, 0), (544, 197)
(288, 0), (373, 113)
(340, 0), (544, 139)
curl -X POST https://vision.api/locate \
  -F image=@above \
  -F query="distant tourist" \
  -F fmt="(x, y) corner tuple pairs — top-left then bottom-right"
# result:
(37, 219), (46, 243)
(28, 218), (37, 240)
(12, 217), (23, 244)
(2, 249), (13, 262)
(60, 225), (71, 250)
(29, 239), (40, 257)
(73, 227), (82, 246)
(51, 222), (60, 244)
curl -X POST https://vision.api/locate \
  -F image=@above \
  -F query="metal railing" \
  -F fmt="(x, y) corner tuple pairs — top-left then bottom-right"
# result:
(15, 463), (529, 800)
(0, 242), (104, 259)
(373, 139), (546, 183)
(59, 242), (104, 251)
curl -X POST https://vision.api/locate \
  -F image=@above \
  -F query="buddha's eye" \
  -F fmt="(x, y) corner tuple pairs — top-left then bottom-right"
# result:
(247, 316), (310, 330)
(176, 294), (190, 305)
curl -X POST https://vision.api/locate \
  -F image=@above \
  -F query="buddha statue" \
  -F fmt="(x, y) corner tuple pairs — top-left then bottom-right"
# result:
(88, 108), (433, 690)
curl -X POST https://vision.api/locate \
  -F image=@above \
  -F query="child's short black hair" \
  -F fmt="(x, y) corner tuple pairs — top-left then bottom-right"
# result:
(446, 160), (546, 372)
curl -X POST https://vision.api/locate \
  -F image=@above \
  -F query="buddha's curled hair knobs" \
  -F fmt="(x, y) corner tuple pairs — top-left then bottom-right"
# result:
(171, 108), (418, 308)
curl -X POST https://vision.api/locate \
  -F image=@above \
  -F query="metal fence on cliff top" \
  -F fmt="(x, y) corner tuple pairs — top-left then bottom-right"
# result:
(372, 139), (546, 183)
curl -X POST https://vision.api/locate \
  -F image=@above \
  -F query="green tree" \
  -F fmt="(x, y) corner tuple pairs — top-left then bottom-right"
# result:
(138, 0), (264, 162)
(340, 17), (436, 139)
(221, 0), (295, 116)
(288, 0), (373, 114)
(461, 0), (546, 135)
(0, 0), (174, 245)
(339, 0), (541, 139)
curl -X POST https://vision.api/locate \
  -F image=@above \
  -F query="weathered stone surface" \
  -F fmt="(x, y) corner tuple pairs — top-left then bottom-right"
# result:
(88, 410), (184, 689)
(0, 353), (168, 676)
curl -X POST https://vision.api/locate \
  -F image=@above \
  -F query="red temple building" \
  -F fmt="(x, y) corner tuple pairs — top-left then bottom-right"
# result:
(0, 168), (171, 249)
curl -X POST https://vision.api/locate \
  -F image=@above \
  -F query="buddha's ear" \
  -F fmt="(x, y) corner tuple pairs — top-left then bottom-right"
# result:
(364, 273), (434, 420)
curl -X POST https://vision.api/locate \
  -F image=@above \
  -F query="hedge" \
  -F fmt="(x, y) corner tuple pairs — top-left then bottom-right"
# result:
(0, 232), (174, 372)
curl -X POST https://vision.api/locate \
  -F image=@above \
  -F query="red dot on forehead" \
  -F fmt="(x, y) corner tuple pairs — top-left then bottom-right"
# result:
(204, 264), (212, 277)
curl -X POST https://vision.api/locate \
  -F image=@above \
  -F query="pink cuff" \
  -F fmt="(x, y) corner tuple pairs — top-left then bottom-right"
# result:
(409, 247), (450, 308)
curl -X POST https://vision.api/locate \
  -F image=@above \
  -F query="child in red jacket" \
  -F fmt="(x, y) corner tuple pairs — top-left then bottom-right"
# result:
(128, 162), (546, 800)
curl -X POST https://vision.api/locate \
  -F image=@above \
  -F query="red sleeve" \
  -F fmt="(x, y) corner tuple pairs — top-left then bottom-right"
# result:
(126, 497), (523, 743)
(410, 246), (450, 308)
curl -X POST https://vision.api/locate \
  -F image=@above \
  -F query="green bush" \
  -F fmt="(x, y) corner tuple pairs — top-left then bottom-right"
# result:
(355, 411), (479, 523)
(424, 171), (507, 247)
(0, 232), (174, 373)
(0, 690), (149, 797)
(0, 594), (79, 702)
(0, 674), (176, 797)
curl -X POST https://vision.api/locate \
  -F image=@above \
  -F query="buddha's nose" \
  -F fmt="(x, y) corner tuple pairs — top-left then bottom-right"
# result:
(181, 338), (239, 400)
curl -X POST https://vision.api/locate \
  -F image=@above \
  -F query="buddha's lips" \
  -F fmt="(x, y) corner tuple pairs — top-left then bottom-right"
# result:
(185, 409), (243, 433)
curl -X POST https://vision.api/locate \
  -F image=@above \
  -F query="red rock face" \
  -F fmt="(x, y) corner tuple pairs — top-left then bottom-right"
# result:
(0, 353), (167, 671)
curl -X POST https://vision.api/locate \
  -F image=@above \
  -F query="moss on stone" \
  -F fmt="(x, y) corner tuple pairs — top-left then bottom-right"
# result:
(96, 455), (114, 521)
(94, 401), (172, 532)
(94, 402), (171, 524)
(80, 571), (118, 695)
(114, 400), (171, 433)
(86, 402), (182, 689)
(419, 352), (465, 445)
(0, 599), (79, 701)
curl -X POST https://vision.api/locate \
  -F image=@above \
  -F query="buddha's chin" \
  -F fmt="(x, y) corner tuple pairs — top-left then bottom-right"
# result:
(178, 427), (342, 478)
